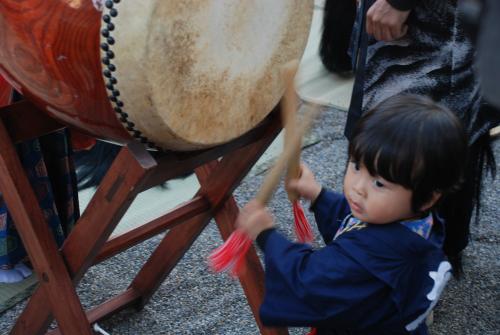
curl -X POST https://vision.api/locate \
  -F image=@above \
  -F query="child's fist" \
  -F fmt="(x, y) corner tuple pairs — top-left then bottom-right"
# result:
(236, 200), (275, 240)
(286, 163), (322, 202)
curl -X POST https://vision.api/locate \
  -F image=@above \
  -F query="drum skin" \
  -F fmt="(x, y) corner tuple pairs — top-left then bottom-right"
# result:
(0, 0), (313, 150)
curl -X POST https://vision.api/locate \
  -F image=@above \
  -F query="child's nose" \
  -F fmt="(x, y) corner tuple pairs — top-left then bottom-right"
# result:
(352, 178), (366, 197)
(353, 186), (363, 197)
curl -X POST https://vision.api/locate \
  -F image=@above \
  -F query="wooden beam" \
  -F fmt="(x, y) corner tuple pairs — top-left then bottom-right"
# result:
(94, 196), (210, 264)
(0, 100), (64, 143)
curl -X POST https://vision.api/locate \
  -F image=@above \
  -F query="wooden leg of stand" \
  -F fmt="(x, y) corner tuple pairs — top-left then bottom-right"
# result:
(0, 120), (93, 335)
(10, 143), (157, 335)
(129, 129), (287, 334)
(63, 142), (157, 279)
(128, 161), (218, 307)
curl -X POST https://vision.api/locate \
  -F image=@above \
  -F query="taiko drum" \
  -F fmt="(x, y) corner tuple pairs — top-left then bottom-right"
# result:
(0, 0), (313, 150)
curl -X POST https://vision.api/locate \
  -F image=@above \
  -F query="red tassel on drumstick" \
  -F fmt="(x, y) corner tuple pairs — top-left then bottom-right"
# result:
(208, 229), (252, 277)
(209, 61), (318, 277)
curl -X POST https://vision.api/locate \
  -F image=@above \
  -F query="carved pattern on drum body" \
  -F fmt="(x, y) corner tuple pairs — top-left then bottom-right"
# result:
(0, 0), (131, 142)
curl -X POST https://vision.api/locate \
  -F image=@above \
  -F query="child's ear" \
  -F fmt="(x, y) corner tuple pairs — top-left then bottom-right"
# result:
(419, 192), (442, 212)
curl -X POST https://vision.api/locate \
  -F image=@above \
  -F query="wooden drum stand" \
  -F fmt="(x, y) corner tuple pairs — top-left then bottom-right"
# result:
(0, 99), (289, 335)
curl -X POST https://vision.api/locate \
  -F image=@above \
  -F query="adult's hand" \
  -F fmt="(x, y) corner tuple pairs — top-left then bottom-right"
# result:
(366, 0), (410, 41)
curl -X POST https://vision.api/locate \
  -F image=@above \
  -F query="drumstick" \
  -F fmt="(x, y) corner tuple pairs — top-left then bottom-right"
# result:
(255, 103), (319, 205)
(281, 60), (301, 202)
(278, 60), (315, 243)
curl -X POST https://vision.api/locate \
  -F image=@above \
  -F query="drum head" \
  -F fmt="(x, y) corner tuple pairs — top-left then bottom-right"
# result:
(106, 0), (313, 150)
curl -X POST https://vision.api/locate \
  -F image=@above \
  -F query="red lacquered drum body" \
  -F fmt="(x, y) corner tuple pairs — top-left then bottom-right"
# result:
(0, 1), (313, 150)
(0, 75), (12, 107)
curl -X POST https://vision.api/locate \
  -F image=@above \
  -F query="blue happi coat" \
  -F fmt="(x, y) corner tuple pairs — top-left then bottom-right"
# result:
(256, 189), (451, 334)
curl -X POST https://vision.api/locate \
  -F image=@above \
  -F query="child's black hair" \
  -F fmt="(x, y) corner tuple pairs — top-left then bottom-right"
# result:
(349, 94), (468, 214)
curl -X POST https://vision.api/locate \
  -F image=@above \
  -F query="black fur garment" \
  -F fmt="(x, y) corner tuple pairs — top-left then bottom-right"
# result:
(361, 0), (497, 144)
(320, 0), (498, 142)
(319, 0), (356, 74)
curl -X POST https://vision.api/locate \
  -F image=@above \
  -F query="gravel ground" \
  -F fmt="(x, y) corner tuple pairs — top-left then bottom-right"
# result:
(0, 107), (498, 334)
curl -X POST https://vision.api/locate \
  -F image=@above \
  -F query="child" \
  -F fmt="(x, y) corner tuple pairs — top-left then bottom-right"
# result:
(236, 94), (468, 334)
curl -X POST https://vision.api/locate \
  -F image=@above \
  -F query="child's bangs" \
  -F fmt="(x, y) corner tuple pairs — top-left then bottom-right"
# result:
(350, 129), (422, 189)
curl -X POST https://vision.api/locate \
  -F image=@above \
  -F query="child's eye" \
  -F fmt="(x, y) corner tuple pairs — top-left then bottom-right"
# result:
(373, 180), (385, 188)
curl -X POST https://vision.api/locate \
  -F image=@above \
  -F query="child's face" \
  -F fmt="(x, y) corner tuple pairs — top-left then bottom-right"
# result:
(343, 161), (415, 224)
